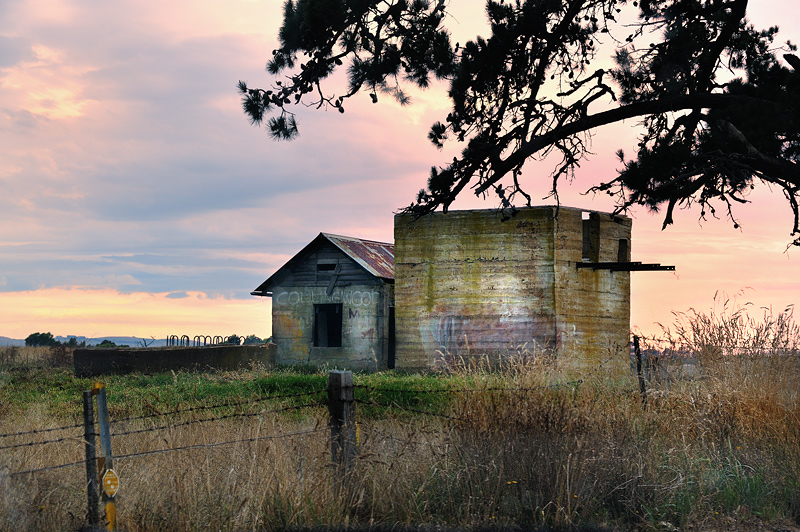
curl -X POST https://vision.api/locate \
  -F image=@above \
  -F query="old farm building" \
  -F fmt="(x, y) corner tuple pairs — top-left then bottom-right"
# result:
(251, 233), (395, 371)
(254, 207), (671, 373)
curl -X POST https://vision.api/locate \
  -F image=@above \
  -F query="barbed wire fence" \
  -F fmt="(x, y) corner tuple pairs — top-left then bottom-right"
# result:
(0, 347), (626, 461)
(0, 378), (334, 530)
(1, 338), (766, 530)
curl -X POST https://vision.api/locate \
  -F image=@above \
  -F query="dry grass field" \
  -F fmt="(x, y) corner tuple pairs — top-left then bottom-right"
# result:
(1, 301), (799, 532)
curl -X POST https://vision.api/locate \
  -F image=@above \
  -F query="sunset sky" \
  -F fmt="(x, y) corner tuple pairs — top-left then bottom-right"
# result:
(0, 0), (797, 342)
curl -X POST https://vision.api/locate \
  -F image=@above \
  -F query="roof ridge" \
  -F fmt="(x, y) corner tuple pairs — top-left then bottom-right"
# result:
(321, 232), (394, 247)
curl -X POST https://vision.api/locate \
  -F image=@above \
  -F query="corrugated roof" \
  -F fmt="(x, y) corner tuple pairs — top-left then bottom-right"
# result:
(322, 233), (394, 280)
(251, 233), (394, 296)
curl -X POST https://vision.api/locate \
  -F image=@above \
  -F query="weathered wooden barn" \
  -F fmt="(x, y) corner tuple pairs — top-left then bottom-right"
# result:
(393, 206), (635, 375)
(251, 233), (395, 371)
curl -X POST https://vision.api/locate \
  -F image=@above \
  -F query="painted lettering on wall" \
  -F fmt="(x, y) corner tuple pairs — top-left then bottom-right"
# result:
(349, 309), (359, 318)
(274, 288), (380, 307)
(274, 291), (303, 306)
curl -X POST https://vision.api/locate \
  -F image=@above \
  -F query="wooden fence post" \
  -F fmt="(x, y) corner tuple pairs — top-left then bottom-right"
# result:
(634, 336), (647, 407)
(94, 383), (118, 531)
(328, 370), (355, 496)
(83, 390), (100, 529)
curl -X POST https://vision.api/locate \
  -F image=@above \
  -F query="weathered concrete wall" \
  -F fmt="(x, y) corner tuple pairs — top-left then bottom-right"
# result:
(73, 344), (276, 377)
(271, 284), (394, 371)
(394, 207), (631, 374)
(394, 208), (558, 370)
(554, 210), (631, 377)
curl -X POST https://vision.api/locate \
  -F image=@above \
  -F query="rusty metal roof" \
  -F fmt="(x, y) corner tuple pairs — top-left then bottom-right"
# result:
(322, 233), (394, 280)
(251, 233), (393, 297)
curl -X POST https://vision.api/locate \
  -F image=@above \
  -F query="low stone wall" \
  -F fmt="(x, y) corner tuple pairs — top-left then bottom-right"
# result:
(73, 344), (277, 377)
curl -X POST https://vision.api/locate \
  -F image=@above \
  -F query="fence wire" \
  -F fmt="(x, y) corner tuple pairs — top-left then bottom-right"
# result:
(0, 433), (85, 452)
(1, 387), (329, 478)
(354, 398), (464, 422)
(631, 334), (798, 355)
(0, 391), (327, 451)
(0, 422), (84, 440)
(3, 459), (86, 478)
(357, 380), (584, 398)
(1, 427), (328, 478)
(109, 388), (326, 428)
(359, 422), (454, 451)
(112, 426), (328, 463)
(112, 401), (324, 438)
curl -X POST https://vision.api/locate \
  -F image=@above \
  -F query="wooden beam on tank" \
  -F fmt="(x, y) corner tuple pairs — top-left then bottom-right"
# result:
(576, 261), (675, 271)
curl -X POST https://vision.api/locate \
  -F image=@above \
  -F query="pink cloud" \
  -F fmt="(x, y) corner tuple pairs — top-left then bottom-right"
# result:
(0, 0), (796, 342)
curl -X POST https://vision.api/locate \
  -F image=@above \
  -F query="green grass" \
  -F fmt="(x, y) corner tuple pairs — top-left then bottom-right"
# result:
(0, 357), (459, 422)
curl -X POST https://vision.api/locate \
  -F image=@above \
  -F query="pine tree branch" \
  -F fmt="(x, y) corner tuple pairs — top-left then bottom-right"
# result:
(472, 93), (792, 196)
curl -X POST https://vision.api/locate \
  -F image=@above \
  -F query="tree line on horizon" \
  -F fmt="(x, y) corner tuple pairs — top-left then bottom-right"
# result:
(23, 332), (268, 348)
(25, 332), (87, 348)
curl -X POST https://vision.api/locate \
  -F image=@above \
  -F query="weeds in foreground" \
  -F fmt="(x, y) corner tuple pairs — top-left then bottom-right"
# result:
(1, 299), (799, 531)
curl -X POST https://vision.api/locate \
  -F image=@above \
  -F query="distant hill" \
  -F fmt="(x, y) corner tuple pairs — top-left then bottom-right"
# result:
(0, 336), (168, 347)
(79, 336), (169, 347)
(0, 336), (25, 346)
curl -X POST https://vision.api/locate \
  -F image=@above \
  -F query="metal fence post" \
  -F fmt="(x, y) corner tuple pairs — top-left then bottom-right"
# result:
(83, 390), (100, 529)
(94, 383), (118, 531)
(634, 336), (647, 407)
(328, 370), (355, 496)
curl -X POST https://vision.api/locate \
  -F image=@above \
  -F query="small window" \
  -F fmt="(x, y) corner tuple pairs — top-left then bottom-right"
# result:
(582, 212), (600, 261)
(314, 304), (342, 347)
(316, 261), (338, 282)
(618, 239), (628, 262)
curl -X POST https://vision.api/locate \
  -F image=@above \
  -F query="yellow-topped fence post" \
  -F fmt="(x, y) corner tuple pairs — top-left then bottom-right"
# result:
(93, 383), (117, 531)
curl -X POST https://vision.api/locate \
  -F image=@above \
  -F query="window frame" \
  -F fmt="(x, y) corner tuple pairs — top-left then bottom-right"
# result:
(313, 303), (343, 348)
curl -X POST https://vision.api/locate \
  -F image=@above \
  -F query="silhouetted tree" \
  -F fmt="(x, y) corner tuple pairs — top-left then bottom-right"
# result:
(243, 334), (265, 345)
(96, 339), (128, 348)
(240, 0), (800, 245)
(65, 337), (86, 348)
(25, 332), (60, 347)
(226, 334), (243, 345)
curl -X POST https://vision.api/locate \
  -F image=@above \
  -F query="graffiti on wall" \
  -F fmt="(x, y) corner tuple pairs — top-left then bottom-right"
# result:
(272, 286), (383, 354)
(274, 288), (381, 307)
(423, 311), (557, 360)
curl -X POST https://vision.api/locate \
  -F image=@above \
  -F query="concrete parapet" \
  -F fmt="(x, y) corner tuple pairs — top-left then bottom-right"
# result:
(73, 344), (277, 376)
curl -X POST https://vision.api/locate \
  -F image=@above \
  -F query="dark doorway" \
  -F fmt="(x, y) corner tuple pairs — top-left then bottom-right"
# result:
(314, 304), (342, 347)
